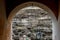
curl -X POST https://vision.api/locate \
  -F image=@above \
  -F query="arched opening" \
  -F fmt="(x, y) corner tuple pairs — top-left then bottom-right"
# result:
(7, 2), (58, 40)
(11, 6), (52, 40)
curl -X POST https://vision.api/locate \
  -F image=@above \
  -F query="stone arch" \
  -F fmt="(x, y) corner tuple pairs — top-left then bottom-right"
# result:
(5, 2), (58, 40)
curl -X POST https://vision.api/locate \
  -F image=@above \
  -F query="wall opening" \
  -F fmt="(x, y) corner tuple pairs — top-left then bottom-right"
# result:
(11, 6), (53, 40)
(7, 2), (58, 40)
